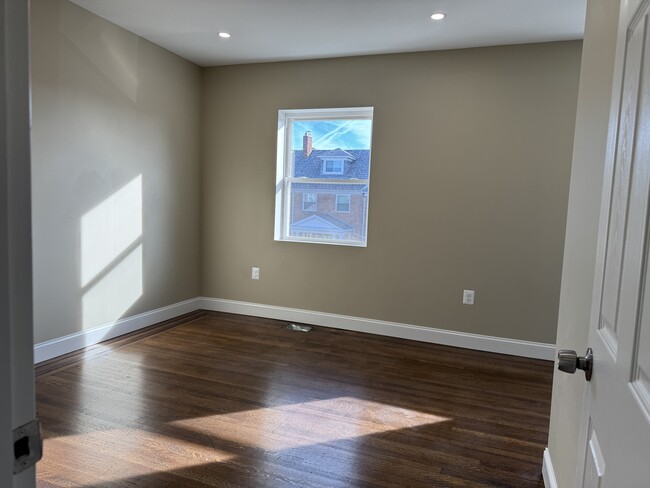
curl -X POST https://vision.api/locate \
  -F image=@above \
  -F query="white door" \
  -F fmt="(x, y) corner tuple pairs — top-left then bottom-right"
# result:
(1, 0), (37, 486)
(574, 0), (650, 486)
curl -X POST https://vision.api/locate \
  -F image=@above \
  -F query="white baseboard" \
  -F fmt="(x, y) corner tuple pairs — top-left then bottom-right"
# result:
(34, 296), (556, 364)
(543, 448), (559, 488)
(199, 297), (556, 360)
(33, 297), (202, 364)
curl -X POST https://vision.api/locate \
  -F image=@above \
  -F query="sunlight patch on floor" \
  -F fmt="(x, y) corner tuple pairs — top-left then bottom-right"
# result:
(170, 396), (449, 451)
(38, 397), (448, 486)
(38, 427), (233, 486)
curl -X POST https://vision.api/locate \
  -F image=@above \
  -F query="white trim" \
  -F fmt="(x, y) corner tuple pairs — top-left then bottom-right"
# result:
(33, 298), (202, 364)
(278, 106), (374, 120)
(3, 0), (36, 484)
(278, 235), (367, 247)
(286, 177), (368, 185)
(198, 297), (556, 360)
(33, 296), (557, 364)
(542, 448), (559, 488)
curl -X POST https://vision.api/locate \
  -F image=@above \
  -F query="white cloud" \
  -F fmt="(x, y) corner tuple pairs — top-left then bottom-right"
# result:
(293, 120), (372, 150)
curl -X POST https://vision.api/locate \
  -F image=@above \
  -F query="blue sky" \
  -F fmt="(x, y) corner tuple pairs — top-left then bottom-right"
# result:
(292, 119), (372, 150)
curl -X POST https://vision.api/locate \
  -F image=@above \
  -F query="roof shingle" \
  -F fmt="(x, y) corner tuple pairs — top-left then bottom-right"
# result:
(293, 148), (370, 179)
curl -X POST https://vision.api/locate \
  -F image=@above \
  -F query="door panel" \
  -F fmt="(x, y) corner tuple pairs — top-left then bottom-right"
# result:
(582, 422), (605, 488)
(631, 212), (650, 419)
(579, 0), (650, 486)
(598, 10), (645, 358)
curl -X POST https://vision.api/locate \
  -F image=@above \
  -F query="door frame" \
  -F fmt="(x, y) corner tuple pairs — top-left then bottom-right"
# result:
(1, 0), (36, 486)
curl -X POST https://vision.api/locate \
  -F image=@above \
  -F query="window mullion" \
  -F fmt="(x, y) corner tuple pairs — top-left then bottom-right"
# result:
(286, 177), (369, 185)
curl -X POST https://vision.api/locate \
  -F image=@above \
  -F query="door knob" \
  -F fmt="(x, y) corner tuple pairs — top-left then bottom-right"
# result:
(558, 348), (593, 381)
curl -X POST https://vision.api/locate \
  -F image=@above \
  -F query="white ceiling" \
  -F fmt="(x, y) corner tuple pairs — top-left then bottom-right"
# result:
(69, 0), (587, 67)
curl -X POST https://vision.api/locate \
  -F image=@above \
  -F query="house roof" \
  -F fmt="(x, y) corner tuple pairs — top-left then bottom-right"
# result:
(317, 148), (356, 159)
(293, 148), (370, 180)
(290, 214), (354, 233)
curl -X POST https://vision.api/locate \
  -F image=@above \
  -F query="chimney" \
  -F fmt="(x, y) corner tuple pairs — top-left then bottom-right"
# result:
(303, 131), (313, 157)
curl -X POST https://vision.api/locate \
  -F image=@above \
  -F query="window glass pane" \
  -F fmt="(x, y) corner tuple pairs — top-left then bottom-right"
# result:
(324, 160), (344, 174)
(302, 193), (317, 211)
(290, 183), (367, 243)
(336, 194), (350, 213)
(292, 119), (372, 180)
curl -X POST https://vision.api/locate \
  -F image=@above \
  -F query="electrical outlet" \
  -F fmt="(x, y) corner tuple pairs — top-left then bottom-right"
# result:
(463, 289), (475, 305)
(251, 267), (260, 280)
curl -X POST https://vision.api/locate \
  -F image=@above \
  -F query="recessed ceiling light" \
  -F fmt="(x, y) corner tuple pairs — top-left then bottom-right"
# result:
(218, 32), (231, 39)
(431, 13), (447, 21)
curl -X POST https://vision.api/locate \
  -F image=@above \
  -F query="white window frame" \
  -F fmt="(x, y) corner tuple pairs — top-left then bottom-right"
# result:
(274, 107), (373, 247)
(302, 193), (317, 211)
(323, 159), (344, 175)
(335, 194), (351, 213)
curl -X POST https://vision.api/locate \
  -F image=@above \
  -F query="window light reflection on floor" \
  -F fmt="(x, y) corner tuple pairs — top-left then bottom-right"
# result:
(40, 427), (233, 485)
(170, 396), (449, 451)
(40, 397), (448, 486)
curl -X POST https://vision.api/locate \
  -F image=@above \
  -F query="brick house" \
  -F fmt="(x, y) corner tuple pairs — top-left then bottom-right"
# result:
(290, 131), (370, 242)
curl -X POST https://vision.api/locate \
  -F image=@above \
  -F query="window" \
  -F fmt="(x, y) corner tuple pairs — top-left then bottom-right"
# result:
(323, 160), (344, 175)
(274, 107), (374, 247)
(336, 194), (350, 213)
(302, 193), (317, 211)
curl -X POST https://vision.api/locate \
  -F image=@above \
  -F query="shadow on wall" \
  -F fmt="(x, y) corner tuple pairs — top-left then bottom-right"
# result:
(80, 174), (143, 335)
(60, 0), (139, 103)
(32, 0), (202, 347)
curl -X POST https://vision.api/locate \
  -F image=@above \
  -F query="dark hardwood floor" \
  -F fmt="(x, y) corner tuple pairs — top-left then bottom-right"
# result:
(35, 312), (552, 487)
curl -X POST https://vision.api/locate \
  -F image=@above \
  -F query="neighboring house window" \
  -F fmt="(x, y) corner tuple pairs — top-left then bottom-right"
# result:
(323, 160), (344, 175)
(274, 107), (374, 247)
(336, 194), (350, 213)
(302, 193), (317, 211)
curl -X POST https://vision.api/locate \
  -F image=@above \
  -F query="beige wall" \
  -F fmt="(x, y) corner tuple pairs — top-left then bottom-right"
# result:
(29, 1), (583, 350)
(547, 0), (621, 486)
(30, 0), (202, 343)
(201, 42), (582, 344)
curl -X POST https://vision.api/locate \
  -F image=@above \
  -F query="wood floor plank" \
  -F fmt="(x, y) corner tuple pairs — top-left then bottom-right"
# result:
(36, 311), (553, 487)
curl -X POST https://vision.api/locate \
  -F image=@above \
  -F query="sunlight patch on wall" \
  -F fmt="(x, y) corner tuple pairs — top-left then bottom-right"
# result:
(80, 174), (143, 330)
(82, 244), (143, 330)
(81, 175), (142, 286)
(170, 396), (449, 451)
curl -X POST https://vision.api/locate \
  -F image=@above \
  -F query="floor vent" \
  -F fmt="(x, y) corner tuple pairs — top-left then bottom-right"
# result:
(286, 323), (312, 332)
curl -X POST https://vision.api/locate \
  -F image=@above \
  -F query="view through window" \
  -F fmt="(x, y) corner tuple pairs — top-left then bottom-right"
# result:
(274, 107), (374, 246)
